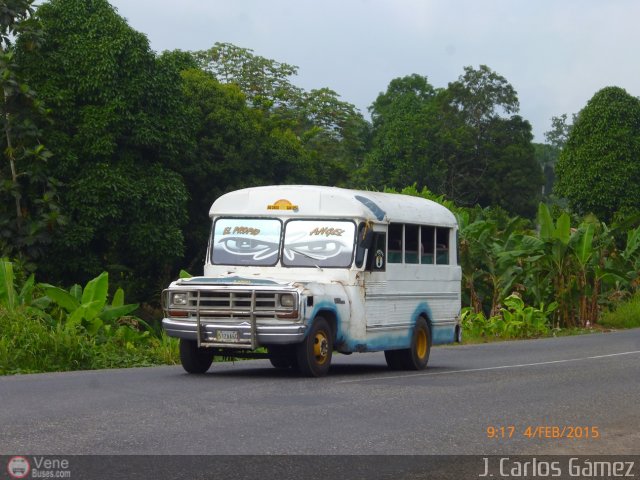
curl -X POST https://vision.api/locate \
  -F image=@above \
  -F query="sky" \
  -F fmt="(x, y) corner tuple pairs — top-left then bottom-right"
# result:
(108, 0), (640, 142)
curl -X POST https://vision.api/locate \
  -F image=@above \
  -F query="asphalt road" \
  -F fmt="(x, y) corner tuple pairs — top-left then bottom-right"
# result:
(1, 329), (639, 456)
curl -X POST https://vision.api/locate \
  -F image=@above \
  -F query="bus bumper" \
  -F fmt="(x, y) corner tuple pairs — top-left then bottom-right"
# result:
(162, 318), (307, 346)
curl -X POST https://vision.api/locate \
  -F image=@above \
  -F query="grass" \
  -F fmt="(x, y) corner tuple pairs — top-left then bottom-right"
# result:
(600, 292), (640, 330)
(461, 327), (603, 344)
(0, 306), (179, 375)
(0, 308), (90, 374)
(463, 306), (640, 344)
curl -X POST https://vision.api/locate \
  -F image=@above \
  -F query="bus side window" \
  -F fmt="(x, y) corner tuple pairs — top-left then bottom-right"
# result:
(366, 232), (387, 271)
(405, 224), (419, 264)
(421, 225), (435, 264)
(388, 223), (403, 263)
(436, 227), (450, 264)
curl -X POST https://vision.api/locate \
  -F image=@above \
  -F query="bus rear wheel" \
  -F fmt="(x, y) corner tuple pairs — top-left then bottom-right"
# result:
(385, 318), (431, 371)
(384, 350), (404, 370)
(296, 316), (333, 377)
(404, 317), (431, 370)
(179, 338), (214, 374)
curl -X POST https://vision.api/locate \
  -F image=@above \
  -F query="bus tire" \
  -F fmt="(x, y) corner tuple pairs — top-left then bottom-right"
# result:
(384, 350), (404, 370)
(268, 345), (297, 369)
(399, 317), (431, 370)
(296, 316), (333, 377)
(179, 338), (214, 374)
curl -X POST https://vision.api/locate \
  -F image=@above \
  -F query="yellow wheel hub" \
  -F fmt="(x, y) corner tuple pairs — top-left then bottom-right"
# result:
(416, 328), (428, 359)
(313, 331), (329, 365)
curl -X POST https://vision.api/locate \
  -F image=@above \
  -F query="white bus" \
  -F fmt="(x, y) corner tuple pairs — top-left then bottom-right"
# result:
(162, 185), (462, 377)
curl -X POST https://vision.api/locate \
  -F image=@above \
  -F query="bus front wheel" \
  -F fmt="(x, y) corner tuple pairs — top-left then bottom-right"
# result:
(296, 316), (333, 377)
(268, 345), (297, 370)
(179, 338), (214, 374)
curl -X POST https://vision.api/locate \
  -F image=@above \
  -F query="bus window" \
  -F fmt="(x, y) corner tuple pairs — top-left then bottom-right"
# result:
(388, 223), (403, 263)
(283, 220), (356, 268)
(421, 225), (435, 264)
(212, 218), (282, 266)
(366, 232), (387, 271)
(436, 227), (450, 265)
(405, 224), (419, 264)
(355, 222), (368, 268)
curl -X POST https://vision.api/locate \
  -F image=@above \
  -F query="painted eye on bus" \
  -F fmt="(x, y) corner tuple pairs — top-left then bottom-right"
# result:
(286, 240), (343, 260)
(217, 237), (279, 260)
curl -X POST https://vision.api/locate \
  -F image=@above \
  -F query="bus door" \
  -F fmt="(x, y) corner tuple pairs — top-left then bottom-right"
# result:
(362, 231), (389, 328)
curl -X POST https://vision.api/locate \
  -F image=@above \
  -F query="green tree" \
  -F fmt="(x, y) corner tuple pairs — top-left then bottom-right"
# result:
(545, 114), (574, 150)
(16, 0), (192, 298)
(193, 42), (301, 114)
(297, 87), (370, 186)
(440, 65), (542, 216)
(0, 0), (63, 265)
(0, 0), (40, 47)
(447, 65), (519, 129)
(555, 86), (640, 222)
(364, 74), (444, 191)
(480, 115), (541, 218)
(193, 43), (369, 187)
(533, 143), (557, 197)
(534, 114), (576, 198)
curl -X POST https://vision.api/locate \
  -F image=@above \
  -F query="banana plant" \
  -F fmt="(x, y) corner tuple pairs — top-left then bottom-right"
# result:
(536, 203), (576, 327)
(571, 222), (595, 326)
(0, 258), (50, 314)
(457, 213), (509, 314)
(40, 272), (138, 334)
(621, 225), (640, 290)
(501, 294), (557, 338)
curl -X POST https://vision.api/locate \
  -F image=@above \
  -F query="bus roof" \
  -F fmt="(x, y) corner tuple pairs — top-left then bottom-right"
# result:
(209, 185), (457, 227)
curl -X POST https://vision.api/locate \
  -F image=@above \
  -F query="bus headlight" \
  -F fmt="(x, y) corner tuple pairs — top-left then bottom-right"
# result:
(279, 293), (295, 308)
(171, 292), (188, 306)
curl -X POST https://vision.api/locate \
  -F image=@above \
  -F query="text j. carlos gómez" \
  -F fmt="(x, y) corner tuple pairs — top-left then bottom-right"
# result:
(479, 457), (635, 478)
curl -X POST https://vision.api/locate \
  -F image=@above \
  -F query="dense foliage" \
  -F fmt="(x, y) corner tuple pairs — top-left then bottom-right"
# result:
(1, 0), (639, 362)
(14, 0), (191, 299)
(0, 258), (179, 374)
(555, 87), (640, 222)
(0, 0), (63, 267)
(364, 68), (543, 217)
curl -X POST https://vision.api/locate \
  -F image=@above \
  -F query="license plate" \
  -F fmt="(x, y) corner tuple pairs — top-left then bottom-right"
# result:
(216, 330), (239, 342)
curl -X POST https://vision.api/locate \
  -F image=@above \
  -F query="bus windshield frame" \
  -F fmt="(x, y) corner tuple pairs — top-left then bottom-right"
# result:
(210, 217), (357, 268)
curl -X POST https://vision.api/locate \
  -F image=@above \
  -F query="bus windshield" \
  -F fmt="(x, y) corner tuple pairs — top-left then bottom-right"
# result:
(211, 218), (356, 268)
(211, 218), (282, 266)
(283, 220), (356, 268)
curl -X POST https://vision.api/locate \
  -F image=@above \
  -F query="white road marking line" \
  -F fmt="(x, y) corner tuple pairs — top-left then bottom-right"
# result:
(337, 350), (640, 384)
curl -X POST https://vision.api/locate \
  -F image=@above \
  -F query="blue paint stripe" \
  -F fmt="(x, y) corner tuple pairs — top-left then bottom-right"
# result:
(354, 195), (386, 221)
